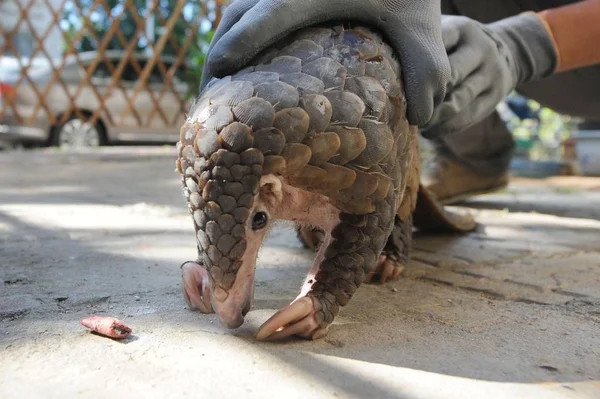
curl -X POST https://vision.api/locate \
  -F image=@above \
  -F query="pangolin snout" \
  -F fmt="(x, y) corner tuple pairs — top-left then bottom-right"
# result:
(211, 282), (253, 329)
(216, 308), (245, 329)
(212, 297), (251, 329)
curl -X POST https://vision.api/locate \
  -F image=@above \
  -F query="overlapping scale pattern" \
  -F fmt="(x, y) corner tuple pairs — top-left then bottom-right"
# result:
(176, 25), (414, 293)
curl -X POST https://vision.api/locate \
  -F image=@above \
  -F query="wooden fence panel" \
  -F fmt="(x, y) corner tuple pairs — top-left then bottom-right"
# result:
(0, 0), (228, 145)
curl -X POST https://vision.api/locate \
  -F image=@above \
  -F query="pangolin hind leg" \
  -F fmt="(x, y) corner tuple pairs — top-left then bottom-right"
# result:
(364, 215), (412, 284)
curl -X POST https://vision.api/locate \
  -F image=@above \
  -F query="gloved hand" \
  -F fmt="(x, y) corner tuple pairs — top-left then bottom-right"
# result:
(422, 13), (558, 139)
(200, 0), (450, 127)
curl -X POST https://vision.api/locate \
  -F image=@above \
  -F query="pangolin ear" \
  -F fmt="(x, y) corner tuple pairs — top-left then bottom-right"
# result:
(259, 174), (283, 209)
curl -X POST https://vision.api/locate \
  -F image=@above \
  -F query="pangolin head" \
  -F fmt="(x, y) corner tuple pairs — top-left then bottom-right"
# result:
(175, 76), (299, 325)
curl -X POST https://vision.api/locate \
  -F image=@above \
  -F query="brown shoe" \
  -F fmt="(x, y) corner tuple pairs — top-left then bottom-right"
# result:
(421, 156), (509, 205)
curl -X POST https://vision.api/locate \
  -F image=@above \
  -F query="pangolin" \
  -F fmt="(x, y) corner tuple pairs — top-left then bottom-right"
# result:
(176, 24), (476, 341)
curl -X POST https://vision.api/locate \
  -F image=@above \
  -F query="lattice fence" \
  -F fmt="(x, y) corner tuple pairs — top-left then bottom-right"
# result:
(0, 0), (227, 146)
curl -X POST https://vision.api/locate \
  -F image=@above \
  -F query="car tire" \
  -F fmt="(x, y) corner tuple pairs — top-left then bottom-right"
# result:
(51, 114), (106, 149)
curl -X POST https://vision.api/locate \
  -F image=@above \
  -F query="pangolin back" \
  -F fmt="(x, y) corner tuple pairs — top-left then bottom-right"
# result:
(179, 26), (410, 206)
(176, 25), (469, 289)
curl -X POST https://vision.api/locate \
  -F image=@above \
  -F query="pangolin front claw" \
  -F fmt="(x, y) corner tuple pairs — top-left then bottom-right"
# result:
(256, 297), (329, 341)
(181, 261), (214, 313)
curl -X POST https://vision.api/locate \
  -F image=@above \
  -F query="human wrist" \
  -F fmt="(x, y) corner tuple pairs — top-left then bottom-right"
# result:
(488, 12), (558, 84)
(538, 0), (600, 72)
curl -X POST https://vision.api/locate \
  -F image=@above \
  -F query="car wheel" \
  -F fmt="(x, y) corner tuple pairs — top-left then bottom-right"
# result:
(53, 116), (105, 148)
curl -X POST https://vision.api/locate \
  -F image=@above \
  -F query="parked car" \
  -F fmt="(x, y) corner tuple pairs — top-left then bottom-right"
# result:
(0, 51), (195, 148)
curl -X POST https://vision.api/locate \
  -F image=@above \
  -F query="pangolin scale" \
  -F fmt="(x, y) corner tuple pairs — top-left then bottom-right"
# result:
(176, 24), (476, 339)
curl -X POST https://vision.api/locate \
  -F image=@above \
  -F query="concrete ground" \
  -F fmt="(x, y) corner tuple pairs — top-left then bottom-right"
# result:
(0, 147), (599, 399)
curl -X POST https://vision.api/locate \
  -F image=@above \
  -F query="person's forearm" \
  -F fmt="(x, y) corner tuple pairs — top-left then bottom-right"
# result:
(536, 0), (600, 72)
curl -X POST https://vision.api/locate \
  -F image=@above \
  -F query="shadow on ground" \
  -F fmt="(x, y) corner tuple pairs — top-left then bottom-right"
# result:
(458, 176), (600, 221)
(1, 150), (599, 398)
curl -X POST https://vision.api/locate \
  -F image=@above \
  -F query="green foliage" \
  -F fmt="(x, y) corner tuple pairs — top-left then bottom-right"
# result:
(61, 0), (219, 95)
(504, 93), (577, 161)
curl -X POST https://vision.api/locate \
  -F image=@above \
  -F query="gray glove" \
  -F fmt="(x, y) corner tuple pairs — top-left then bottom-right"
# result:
(200, 0), (450, 127)
(422, 13), (558, 139)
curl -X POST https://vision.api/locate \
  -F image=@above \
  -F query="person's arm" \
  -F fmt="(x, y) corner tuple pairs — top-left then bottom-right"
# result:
(538, 0), (600, 72)
(423, 0), (600, 139)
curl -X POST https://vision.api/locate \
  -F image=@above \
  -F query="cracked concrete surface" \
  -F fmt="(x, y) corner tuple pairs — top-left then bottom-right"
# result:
(1, 147), (599, 398)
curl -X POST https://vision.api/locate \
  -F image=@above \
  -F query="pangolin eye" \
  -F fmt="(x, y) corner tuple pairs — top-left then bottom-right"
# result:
(252, 211), (268, 230)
